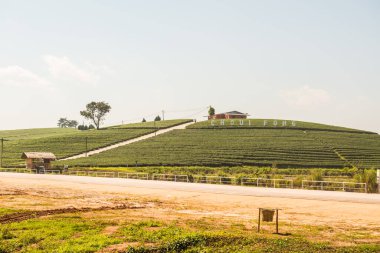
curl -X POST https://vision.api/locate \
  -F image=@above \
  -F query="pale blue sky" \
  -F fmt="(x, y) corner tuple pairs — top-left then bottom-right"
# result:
(0, 0), (379, 132)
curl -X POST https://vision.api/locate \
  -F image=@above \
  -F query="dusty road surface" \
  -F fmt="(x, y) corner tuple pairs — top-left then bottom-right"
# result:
(1, 172), (380, 230)
(60, 121), (194, 160)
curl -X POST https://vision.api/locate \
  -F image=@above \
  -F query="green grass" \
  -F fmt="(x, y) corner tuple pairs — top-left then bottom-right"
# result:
(58, 128), (380, 168)
(0, 208), (20, 216)
(188, 119), (373, 133)
(309, 131), (380, 168)
(3, 119), (380, 169)
(0, 216), (120, 252)
(0, 119), (192, 167)
(1, 216), (378, 253)
(1, 128), (154, 166)
(0, 128), (77, 141)
(107, 119), (193, 129)
(65, 166), (362, 181)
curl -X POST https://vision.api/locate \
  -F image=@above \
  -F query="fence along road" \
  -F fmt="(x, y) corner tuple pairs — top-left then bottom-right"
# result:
(1, 172), (379, 204)
(60, 121), (194, 160)
(0, 168), (368, 193)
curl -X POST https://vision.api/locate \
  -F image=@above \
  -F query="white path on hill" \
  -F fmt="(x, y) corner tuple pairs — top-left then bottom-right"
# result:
(60, 121), (194, 161)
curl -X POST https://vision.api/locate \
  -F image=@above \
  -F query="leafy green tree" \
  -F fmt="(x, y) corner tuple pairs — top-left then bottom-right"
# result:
(68, 120), (78, 128)
(80, 101), (111, 130)
(208, 106), (215, 116)
(142, 118), (147, 122)
(57, 118), (77, 128)
(154, 115), (161, 121)
(57, 118), (68, 128)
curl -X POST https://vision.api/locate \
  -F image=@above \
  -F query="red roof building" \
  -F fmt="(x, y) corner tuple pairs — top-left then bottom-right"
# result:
(208, 111), (249, 120)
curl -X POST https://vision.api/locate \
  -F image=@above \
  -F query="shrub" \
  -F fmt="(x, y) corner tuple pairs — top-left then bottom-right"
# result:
(309, 169), (323, 181)
(0, 227), (14, 240)
(354, 169), (378, 193)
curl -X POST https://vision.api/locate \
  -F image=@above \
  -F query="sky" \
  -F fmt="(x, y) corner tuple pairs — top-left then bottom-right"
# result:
(0, 0), (379, 132)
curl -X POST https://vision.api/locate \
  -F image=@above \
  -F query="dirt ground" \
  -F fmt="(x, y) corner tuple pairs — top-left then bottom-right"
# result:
(1, 176), (379, 246)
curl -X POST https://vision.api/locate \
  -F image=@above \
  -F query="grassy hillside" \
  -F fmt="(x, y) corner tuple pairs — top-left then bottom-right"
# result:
(108, 119), (192, 129)
(55, 119), (380, 168)
(0, 129), (154, 166)
(0, 120), (194, 167)
(188, 119), (373, 133)
(58, 126), (380, 168)
(3, 119), (380, 169)
(309, 131), (380, 168)
(0, 128), (77, 141)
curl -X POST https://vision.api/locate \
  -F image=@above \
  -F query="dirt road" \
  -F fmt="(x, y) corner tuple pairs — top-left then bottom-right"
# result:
(1, 172), (378, 203)
(1, 172), (380, 230)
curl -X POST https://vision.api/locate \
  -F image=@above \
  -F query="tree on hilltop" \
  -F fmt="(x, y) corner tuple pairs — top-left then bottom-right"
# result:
(142, 118), (146, 122)
(80, 101), (111, 130)
(57, 118), (68, 128)
(154, 115), (161, 121)
(68, 120), (78, 128)
(208, 106), (215, 116)
(57, 118), (78, 128)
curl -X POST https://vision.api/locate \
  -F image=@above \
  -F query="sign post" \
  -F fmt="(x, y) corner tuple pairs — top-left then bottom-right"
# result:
(257, 208), (280, 234)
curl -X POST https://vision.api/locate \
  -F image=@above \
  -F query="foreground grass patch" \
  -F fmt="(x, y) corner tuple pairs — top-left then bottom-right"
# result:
(0, 216), (120, 253)
(0, 208), (19, 217)
(0, 215), (379, 253)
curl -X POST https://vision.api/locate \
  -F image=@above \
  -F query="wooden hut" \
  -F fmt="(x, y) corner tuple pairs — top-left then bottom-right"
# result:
(21, 152), (56, 170)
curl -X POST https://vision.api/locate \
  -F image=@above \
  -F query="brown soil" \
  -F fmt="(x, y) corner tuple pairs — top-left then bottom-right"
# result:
(0, 204), (144, 224)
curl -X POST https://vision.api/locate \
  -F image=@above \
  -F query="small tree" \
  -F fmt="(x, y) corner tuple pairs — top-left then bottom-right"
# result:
(68, 120), (78, 128)
(58, 118), (78, 128)
(80, 101), (111, 130)
(57, 118), (68, 128)
(154, 115), (161, 121)
(208, 106), (215, 116)
(142, 118), (146, 122)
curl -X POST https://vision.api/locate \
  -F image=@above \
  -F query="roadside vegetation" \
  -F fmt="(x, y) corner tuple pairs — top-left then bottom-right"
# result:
(60, 166), (378, 193)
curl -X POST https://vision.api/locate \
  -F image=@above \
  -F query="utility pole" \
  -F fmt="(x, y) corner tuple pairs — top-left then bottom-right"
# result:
(85, 137), (88, 157)
(1, 138), (9, 168)
(162, 110), (165, 121)
(1, 138), (3, 168)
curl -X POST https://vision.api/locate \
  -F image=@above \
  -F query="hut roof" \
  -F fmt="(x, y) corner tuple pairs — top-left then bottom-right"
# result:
(21, 152), (56, 160)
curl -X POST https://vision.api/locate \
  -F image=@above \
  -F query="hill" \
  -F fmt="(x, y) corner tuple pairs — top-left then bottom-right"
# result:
(58, 119), (380, 169)
(0, 120), (191, 167)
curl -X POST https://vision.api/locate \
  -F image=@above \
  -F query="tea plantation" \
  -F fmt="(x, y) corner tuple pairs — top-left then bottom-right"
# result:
(60, 119), (380, 168)
(1, 129), (154, 166)
(0, 120), (194, 167)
